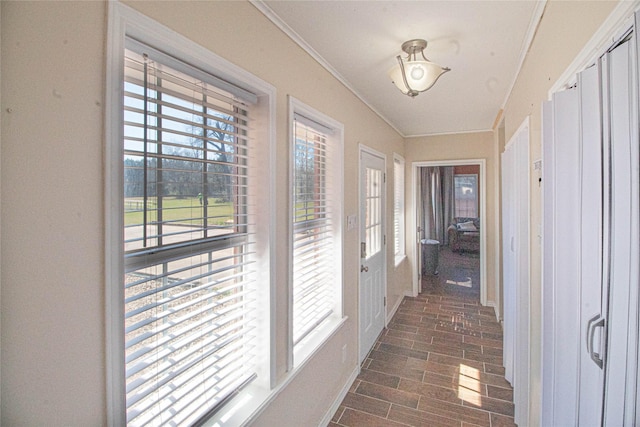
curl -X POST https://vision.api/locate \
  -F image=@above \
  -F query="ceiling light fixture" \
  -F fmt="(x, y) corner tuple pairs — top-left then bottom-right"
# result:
(389, 39), (450, 97)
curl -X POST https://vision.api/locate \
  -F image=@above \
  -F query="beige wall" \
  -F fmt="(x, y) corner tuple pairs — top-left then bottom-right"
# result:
(1, 1), (107, 423)
(501, 1), (617, 425)
(0, 1), (408, 425)
(405, 132), (499, 306)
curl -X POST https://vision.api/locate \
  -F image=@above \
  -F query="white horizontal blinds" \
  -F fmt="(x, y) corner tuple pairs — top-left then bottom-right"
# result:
(454, 175), (478, 218)
(123, 49), (251, 252)
(393, 158), (404, 256)
(123, 46), (257, 426)
(366, 167), (383, 259)
(292, 116), (337, 346)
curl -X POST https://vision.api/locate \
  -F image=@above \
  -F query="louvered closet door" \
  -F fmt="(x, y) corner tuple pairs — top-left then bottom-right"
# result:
(543, 20), (640, 427)
(602, 32), (640, 426)
(577, 62), (606, 426)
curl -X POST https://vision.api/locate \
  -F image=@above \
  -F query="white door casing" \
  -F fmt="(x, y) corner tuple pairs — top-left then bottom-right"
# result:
(359, 147), (386, 363)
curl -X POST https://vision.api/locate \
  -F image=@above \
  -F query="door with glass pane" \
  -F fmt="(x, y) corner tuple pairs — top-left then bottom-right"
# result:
(359, 149), (386, 363)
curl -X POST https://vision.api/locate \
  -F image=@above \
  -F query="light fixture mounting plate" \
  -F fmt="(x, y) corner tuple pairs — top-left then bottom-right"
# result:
(401, 39), (427, 55)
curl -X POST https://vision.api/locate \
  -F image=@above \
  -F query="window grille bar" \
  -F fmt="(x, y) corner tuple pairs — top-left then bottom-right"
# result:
(142, 59), (149, 248)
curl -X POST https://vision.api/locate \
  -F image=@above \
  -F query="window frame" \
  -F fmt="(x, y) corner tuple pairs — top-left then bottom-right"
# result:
(454, 173), (479, 218)
(287, 96), (346, 370)
(106, 3), (276, 425)
(393, 154), (406, 265)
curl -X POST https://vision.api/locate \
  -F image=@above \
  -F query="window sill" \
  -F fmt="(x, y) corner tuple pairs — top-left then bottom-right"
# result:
(202, 316), (348, 427)
(395, 254), (407, 267)
(294, 315), (348, 369)
(202, 382), (270, 427)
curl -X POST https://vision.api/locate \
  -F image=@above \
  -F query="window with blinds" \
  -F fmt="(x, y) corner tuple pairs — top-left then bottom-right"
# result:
(454, 174), (478, 218)
(291, 111), (343, 359)
(393, 155), (405, 262)
(122, 43), (258, 426)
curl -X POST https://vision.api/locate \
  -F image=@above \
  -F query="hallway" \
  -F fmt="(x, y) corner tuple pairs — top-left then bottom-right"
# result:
(330, 248), (515, 426)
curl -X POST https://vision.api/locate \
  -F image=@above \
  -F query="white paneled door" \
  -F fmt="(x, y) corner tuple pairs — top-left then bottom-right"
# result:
(359, 149), (386, 363)
(501, 118), (530, 427)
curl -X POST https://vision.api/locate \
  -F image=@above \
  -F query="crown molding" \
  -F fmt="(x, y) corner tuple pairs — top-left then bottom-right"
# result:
(500, 0), (547, 112)
(405, 128), (493, 139)
(249, 0), (405, 138)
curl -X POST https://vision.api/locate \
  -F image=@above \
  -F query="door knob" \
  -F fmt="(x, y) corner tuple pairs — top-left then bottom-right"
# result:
(361, 265), (369, 272)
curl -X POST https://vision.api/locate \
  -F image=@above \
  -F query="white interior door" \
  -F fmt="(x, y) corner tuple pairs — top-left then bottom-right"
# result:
(501, 143), (515, 385)
(359, 149), (386, 363)
(502, 118), (530, 427)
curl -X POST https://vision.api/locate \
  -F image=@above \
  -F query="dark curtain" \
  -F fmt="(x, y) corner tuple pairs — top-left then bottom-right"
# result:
(420, 166), (455, 245)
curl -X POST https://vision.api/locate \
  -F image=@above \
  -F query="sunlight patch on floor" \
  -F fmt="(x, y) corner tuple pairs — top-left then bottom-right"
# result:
(446, 277), (473, 288)
(458, 364), (483, 406)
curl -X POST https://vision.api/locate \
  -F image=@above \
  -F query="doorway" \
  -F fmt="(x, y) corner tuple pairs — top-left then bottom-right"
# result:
(411, 160), (487, 304)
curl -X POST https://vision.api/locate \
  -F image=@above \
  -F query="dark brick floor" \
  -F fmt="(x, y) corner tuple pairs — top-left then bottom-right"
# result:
(330, 247), (515, 427)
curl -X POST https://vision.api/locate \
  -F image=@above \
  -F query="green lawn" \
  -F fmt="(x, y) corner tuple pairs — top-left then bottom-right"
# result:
(125, 197), (234, 227)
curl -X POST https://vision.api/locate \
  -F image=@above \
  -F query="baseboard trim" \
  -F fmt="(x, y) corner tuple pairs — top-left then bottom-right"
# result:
(486, 300), (501, 323)
(318, 365), (360, 426)
(386, 290), (414, 326)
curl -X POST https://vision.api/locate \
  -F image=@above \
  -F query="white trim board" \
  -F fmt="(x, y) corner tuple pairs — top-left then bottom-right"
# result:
(501, 1), (548, 111)
(385, 290), (414, 326)
(318, 366), (360, 427)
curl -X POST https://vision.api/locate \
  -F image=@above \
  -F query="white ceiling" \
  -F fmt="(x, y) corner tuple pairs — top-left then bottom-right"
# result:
(255, 1), (544, 137)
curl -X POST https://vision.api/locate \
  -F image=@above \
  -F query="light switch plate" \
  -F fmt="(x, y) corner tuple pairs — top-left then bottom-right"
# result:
(347, 214), (357, 230)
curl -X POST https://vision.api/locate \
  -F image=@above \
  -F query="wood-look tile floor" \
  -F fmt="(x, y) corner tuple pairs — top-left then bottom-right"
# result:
(329, 247), (516, 427)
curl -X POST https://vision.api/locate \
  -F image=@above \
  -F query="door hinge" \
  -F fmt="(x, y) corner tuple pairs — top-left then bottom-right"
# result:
(384, 235), (386, 245)
(384, 297), (386, 306)
(384, 172), (386, 183)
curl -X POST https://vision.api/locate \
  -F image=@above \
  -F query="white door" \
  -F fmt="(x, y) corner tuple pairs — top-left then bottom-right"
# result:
(501, 119), (530, 427)
(501, 143), (515, 385)
(359, 149), (386, 363)
(542, 86), (582, 426)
